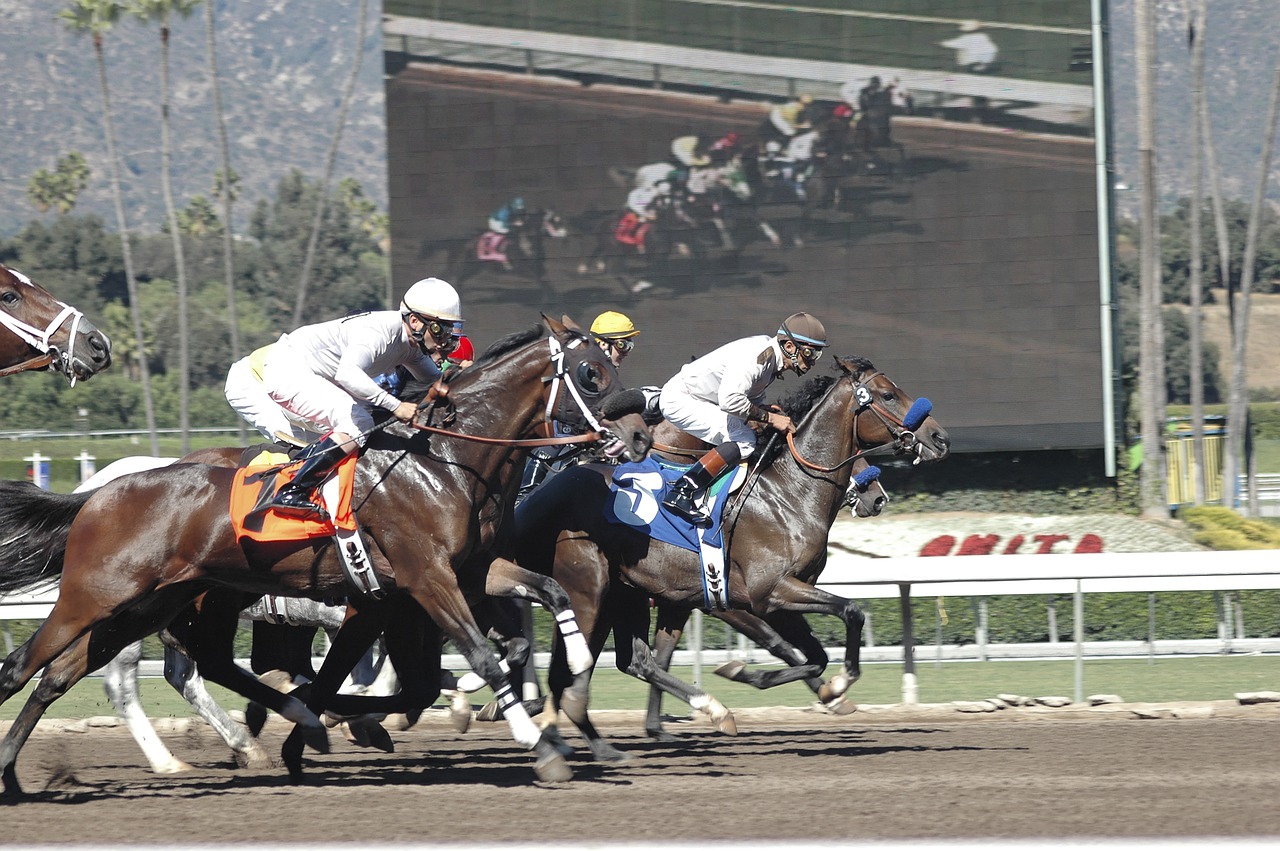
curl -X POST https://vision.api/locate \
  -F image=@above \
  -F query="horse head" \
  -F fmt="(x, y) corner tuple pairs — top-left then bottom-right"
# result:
(0, 263), (112, 384)
(836, 356), (950, 464)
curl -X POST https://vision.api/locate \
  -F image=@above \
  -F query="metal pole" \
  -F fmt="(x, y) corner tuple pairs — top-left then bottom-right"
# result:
(1147, 592), (1156, 665)
(691, 608), (703, 689)
(1073, 580), (1084, 703)
(521, 600), (540, 701)
(898, 584), (917, 705)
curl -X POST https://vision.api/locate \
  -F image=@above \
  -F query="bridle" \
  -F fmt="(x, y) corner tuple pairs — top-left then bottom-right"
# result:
(785, 370), (926, 474)
(0, 269), (89, 384)
(407, 334), (615, 450)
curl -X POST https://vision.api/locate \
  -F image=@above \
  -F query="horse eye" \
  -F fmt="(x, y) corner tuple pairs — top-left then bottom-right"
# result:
(1, 291), (17, 305)
(575, 362), (603, 395)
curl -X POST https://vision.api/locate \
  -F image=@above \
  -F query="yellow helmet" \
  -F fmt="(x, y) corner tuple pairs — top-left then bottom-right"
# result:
(590, 310), (639, 341)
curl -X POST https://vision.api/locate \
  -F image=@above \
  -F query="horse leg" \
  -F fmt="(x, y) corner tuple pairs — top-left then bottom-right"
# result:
(409, 578), (572, 782)
(161, 639), (277, 768)
(762, 577), (865, 700)
(620, 598), (736, 736)
(712, 609), (827, 690)
(172, 593), (330, 761)
(102, 639), (193, 774)
(644, 604), (689, 741)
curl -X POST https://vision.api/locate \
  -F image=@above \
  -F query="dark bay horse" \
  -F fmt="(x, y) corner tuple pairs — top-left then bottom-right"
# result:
(0, 316), (651, 797)
(0, 262), (111, 383)
(514, 356), (949, 758)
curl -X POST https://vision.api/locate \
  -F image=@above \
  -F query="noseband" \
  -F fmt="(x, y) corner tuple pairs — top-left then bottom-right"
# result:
(0, 269), (88, 383)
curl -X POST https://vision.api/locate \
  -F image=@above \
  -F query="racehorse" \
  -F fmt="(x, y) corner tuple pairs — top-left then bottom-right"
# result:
(0, 262), (111, 384)
(683, 160), (782, 254)
(445, 208), (568, 294)
(513, 355), (949, 759)
(573, 198), (702, 296)
(0, 316), (651, 797)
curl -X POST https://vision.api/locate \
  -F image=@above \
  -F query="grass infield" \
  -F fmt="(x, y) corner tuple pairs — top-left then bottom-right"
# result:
(4, 654), (1279, 721)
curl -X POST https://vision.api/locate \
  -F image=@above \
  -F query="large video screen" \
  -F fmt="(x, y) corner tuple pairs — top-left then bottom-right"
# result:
(382, 0), (1107, 454)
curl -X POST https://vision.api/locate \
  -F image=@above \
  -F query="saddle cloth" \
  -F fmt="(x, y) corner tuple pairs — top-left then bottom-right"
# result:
(614, 212), (648, 247)
(229, 450), (358, 543)
(602, 456), (744, 610)
(476, 231), (506, 261)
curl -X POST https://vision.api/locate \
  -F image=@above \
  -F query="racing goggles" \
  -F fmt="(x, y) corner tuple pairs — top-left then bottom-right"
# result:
(605, 336), (635, 355)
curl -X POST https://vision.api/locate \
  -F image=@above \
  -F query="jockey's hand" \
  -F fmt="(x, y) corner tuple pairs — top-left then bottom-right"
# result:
(765, 410), (795, 434)
(392, 400), (419, 423)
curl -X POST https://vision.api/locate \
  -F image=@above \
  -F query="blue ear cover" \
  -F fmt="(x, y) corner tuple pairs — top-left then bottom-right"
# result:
(853, 465), (881, 490)
(903, 398), (932, 431)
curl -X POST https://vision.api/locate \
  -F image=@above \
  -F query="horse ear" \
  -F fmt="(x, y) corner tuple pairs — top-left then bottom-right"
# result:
(542, 313), (566, 336)
(559, 314), (584, 333)
(835, 356), (854, 376)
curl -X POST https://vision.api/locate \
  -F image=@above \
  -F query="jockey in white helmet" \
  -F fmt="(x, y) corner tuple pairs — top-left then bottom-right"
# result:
(260, 276), (463, 520)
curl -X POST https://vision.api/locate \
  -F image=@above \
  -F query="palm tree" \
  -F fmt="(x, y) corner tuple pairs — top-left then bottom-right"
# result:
(27, 152), (90, 215)
(129, 0), (201, 454)
(1226, 58), (1280, 516)
(1134, 0), (1166, 518)
(204, 0), (244, 442)
(292, 0), (371, 326)
(59, 0), (159, 455)
(1187, 0), (1207, 505)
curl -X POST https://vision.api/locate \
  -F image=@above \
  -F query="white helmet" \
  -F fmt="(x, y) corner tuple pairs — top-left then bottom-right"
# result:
(400, 277), (462, 323)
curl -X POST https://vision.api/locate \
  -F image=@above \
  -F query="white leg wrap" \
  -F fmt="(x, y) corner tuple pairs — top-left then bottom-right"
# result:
(495, 684), (541, 749)
(689, 693), (710, 712)
(557, 611), (593, 675)
(457, 658), (510, 694)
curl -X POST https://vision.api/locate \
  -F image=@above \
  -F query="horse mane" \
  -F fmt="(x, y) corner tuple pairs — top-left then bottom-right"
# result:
(754, 357), (874, 469)
(476, 324), (546, 365)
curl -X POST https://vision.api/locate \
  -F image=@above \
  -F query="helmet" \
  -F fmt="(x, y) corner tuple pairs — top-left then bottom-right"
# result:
(778, 312), (827, 348)
(447, 334), (474, 364)
(401, 277), (462, 323)
(511, 197), (526, 212)
(590, 310), (640, 341)
(765, 140), (782, 154)
(833, 103), (854, 119)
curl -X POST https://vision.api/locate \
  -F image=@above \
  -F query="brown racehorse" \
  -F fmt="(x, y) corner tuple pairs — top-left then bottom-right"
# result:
(514, 356), (949, 760)
(0, 262), (111, 383)
(0, 316), (651, 797)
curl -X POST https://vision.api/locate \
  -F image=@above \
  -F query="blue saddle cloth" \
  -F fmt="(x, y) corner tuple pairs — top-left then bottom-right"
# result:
(602, 456), (735, 552)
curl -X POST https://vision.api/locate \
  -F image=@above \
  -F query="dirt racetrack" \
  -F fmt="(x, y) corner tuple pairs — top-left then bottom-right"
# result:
(4, 702), (1280, 844)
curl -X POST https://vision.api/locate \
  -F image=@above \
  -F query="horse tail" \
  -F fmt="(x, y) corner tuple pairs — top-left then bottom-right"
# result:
(0, 481), (92, 593)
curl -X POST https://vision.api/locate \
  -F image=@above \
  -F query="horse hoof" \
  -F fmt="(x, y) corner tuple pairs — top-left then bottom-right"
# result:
(818, 674), (851, 703)
(825, 697), (859, 716)
(301, 724), (331, 754)
(384, 712), (416, 732)
(233, 746), (276, 770)
(152, 758), (196, 774)
(476, 699), (502, 723)
(542, 724), (577, 758)
(714, 660), (746, 681)
(587, 740), (632, 763)
(645, 727), (680, 743)
(533, 747), (574, 783)
(701, 698), (738, 736)
(444, 690), (472, 733)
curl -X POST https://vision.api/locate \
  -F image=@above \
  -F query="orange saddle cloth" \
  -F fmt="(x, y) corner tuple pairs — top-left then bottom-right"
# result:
(229, 450), (358, 543)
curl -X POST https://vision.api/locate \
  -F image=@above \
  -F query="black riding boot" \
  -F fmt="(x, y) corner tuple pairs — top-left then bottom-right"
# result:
(515, 453), (554, 507)
(661, 442), (741, 525)
(269, 436), (349, 521)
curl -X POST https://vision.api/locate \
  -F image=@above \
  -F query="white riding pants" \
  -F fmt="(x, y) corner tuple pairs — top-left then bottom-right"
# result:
(659, 384), (757, 458)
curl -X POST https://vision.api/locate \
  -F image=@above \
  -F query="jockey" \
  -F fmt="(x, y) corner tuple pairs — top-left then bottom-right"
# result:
(260, 276), (463, 520)
(707, 131), (741, 165)
(616, 182), (668, 250)
(658, 312), (827, 524)
(762, 95), (813, 143)
(516, 310), (641, 503)
(487, 197), (526, 235)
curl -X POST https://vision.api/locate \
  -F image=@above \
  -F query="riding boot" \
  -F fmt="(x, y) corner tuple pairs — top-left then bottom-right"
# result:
(269, 436), (350, 521)
(515, 454), (554, 508)
(661, 442), (742, 525)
